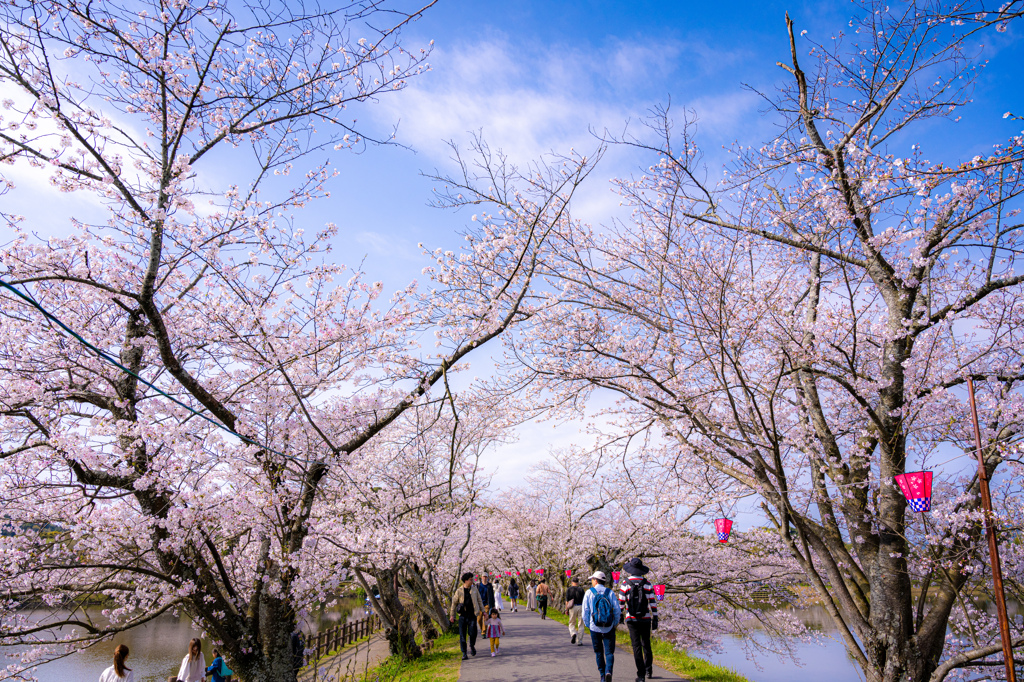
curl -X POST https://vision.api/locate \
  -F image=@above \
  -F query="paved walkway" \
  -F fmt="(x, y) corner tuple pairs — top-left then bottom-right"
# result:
(458, 610), (682, 682)
(299, 633), (390, 682)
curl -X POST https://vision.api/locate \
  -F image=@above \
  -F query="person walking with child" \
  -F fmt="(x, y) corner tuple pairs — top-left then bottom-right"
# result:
(583, 571), (621, 682)
(450, 571), (485, 660)
(485, 607), (506, 656)
(618, 558), (659, 682)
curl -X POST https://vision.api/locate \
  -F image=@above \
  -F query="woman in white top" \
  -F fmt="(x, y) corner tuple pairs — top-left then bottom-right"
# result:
(494, 582), (505, 611)
(98, 644), (134, 682)
(177, 638), (207, 682)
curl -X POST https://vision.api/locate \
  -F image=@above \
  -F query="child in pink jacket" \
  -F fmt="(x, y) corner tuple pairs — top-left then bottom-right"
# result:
(485, 608), (505, 655)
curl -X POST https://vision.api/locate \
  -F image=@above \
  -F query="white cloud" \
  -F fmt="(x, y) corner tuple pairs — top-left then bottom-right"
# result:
(374, 36), (763, 226)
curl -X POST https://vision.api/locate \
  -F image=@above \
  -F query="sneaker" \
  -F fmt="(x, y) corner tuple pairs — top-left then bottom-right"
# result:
(605, 674), (613, 682)
(462, 654), (468, 661)
(470, 647), (477, 656)
(491, 652), (495, 657)
(647, 666), (654, 678)
(571, 634), (577, 644)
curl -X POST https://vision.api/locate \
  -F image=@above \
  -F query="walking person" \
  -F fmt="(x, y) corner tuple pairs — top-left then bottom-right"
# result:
(478, 573), (496, 610)
(450, 571), (485, 660)
(485, 607), (506, 656)
(508, 576), (520, 612)
(565, 576), (587, 645)
(535, 578), (550, 619)
(618, 558), (658, 682)
(582, 571), (621, 682)
(98, 644), (134, 682)
(526, 580), (537, 611)
(495, 580), (505, 612)
(177, 638), (206, 682)
(290, 630), (305, 674)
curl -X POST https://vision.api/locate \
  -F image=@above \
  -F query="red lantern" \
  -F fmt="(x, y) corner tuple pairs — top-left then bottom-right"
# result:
(565, 569), (571, 577)
(612, 571), (620, 582)
(895, 470), (933, 512)
(714, 518), (733, 543)
(653, 584), (666, 602)
(537, 569), (544, 575)
(516, 571), (520, 576)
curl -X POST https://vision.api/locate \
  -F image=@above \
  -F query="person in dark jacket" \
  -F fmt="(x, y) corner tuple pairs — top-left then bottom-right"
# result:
(508, 577), (520, 612)
(477, 574), (496, 611)
(565, 576), (587, 645)
(291, 630), (305, 673)
(618, 558), (659, 682)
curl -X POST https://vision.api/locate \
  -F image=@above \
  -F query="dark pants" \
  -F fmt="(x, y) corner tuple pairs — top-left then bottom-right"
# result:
(590, 628), (616, 677)
(627, 620), (653, 678)
(537, 595), (548, 618)
(458, 615), (477, 655)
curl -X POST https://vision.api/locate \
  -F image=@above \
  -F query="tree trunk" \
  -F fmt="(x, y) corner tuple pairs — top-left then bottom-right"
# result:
(373, 566), (422, 661)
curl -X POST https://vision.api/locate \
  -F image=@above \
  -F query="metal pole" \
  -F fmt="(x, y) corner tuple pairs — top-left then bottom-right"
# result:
(967, 376), (1016, 682)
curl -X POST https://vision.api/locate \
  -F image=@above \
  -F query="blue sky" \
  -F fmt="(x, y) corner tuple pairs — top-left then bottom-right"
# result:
(325, 0), (1024, 288)
(297, 1), (1024, 491)
(6, 1), (1023, 493)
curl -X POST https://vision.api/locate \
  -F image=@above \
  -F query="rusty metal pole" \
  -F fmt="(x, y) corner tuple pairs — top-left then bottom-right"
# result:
(967, 376), (1016, 682)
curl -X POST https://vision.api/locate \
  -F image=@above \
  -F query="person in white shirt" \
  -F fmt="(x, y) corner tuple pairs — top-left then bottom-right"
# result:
(177, 638), (206, 682)
(98, 644), (134, 682)
(581, 571), (621, 682)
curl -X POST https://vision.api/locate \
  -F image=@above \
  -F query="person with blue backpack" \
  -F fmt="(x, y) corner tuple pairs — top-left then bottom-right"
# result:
(582, 570), (621, 682)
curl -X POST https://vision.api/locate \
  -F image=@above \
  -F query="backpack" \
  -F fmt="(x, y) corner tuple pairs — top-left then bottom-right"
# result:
(590, 587), (615, 628)
(626, 579), (650, 619)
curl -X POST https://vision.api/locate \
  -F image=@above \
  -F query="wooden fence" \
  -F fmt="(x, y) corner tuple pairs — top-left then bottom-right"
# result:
(305, 614), (382, 666)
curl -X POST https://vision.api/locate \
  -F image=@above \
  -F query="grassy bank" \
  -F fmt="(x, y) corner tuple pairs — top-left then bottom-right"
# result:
(354, 632), (461, 682)
(543, 609), (748, 682)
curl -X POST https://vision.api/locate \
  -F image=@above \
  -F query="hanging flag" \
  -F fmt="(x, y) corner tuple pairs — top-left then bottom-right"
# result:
(537, 569), (544, 575)
(895, 470), (933, 512)
(565, 569), (572, 577)
(714, 518), (733, 543)
(653, 584), (666, 602)
(612, 571), (621, 582)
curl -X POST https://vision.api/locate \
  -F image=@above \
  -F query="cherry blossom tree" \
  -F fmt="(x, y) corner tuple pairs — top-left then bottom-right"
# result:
(509, 2), (1024, 681)
(0, 1), (597, 680)
(469, 447), (804, 652)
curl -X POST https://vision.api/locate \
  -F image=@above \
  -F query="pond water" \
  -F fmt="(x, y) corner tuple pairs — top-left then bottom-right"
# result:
(6, 599), (369, 682)
(705, 606), (866, 682)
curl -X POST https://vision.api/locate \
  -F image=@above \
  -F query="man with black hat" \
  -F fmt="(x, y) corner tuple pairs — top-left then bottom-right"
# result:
(565, 576), (586, 645)
(617, 558), (658, 681)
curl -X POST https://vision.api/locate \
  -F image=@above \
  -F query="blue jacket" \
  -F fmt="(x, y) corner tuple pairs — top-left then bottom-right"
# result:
(582, 584), (621, 634)
(477, 582), (495, 609)
(206, 656), (226, 682)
